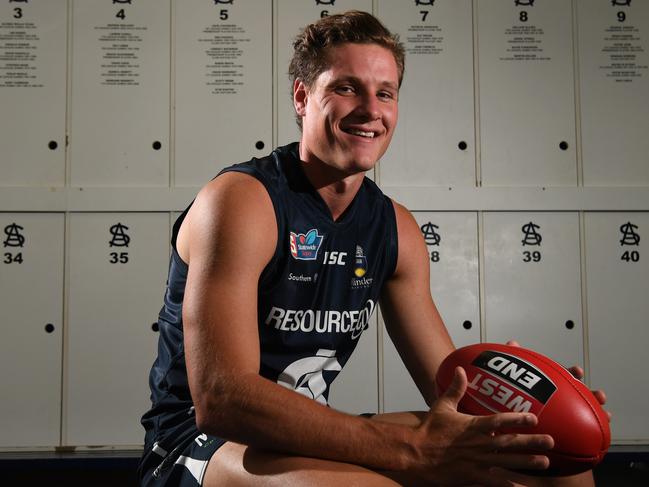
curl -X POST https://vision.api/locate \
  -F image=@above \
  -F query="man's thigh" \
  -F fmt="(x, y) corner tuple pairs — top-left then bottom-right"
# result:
(203, 441), (404, 487)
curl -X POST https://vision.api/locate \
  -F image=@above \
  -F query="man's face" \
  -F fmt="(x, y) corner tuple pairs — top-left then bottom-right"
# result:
(294, 43), (400, 175)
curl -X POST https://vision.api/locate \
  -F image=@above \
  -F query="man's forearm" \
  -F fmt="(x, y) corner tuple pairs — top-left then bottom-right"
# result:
(194, 372), (417, 472)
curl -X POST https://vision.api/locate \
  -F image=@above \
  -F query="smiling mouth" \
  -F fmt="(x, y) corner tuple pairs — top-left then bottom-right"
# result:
(343, 128), (376, 139)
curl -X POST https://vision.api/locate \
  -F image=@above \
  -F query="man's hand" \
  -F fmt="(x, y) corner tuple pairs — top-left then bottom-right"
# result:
(506, 340), (611, 422)
(410, 366), (553, 487)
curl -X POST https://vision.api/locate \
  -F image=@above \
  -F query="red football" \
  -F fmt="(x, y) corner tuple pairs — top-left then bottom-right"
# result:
(435, 343), (610, 476)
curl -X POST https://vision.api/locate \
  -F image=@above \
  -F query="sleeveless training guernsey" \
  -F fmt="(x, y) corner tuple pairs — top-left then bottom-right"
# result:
(141, 142), (398, 451)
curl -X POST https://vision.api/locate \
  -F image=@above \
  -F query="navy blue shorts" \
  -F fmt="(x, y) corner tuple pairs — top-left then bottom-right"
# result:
(139, 412), (375, 486)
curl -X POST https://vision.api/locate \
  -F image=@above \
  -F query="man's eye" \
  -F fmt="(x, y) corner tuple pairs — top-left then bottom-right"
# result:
(336, 85), (354, 94)
(378, 91), (395, 100)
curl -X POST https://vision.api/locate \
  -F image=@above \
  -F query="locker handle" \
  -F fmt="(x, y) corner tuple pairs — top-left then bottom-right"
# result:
(256, 141), (265, 150)
(559, 141), (569, 151)
(152, 141), (162, 151)
(462, 320), (472, 330)
(565, 320), (575, 330)
(48, 141), (58, 150)
(458, 141), (467, 151)
(151, 323), (159, 332)
(45, 323), (55, 333)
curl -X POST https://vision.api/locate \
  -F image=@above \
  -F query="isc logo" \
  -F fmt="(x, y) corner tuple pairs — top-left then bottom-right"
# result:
(323, 251), (347, 265)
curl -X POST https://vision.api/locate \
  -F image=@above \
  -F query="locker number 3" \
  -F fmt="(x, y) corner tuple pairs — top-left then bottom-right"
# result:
(110, 252), (129, 264)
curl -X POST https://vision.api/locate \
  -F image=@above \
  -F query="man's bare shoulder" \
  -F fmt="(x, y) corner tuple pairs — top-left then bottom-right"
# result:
(178, 171), (277, 265)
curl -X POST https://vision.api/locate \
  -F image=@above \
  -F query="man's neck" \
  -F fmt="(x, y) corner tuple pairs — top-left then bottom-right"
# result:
(297, 151), (366, 222)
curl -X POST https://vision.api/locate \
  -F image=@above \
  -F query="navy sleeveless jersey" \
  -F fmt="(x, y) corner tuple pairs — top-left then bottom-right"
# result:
(141, 143), (398, 446)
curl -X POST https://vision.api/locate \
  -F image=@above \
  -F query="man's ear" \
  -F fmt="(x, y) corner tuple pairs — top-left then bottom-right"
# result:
(293, 79), (308, 117)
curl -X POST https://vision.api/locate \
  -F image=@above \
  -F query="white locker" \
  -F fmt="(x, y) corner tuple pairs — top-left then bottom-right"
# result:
(478, 0), (577, 186)
(483, 212), (582, 367)
(383, 212), (480, 413)
(0, 0), (66, 187)
(577, 0), (649, 186)
(66, 213), (169, 446)
(175, 0), (272, 186)
(585, 213), (649, 442)
(329, 316), (378, 415)
(276, 0), (373, 147)
(377, 0), (476, 187)
(70, 0), (170, 186)
(0, 213), (64, 448)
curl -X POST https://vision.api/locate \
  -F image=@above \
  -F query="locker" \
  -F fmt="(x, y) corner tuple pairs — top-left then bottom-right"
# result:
(577, 0), (649, 186)
(66, 213), (169, 446)
(478, 0), (577, 186)
(383, 212), (480, 413)
(585, 212), (649, 442)
(483, 212), (582, 367)
(276, 0), (373, 148)
(0, 0), (66, 187)
(0, 213), (64, 448)
(377, 0), (475, 187)
(70, 0), (170, 186)
(175, 0), (272, 186)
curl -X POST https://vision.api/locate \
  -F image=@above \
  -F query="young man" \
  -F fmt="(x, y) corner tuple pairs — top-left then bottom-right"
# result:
(140, 11), (602, 486)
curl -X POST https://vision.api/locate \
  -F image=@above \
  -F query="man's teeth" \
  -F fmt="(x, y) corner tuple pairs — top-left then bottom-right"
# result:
(346, 129), (375, 138)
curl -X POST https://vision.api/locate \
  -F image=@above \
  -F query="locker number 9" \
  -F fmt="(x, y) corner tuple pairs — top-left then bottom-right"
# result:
(522, 251), (541, 262)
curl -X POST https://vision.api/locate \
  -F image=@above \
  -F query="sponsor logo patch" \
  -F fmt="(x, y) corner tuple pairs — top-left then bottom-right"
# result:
(290, 229), (324, 260)
(466, 350), (557, 415)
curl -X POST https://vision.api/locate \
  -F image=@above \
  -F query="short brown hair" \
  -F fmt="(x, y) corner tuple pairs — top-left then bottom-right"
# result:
(288, 10), (405, 128)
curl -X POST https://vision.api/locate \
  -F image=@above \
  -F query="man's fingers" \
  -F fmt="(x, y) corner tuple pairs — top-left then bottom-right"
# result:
(491, 432), (555, 452)
(438, 366), (468, 410)
(484, 452), (550, 471)
(473, 411), (538, 433)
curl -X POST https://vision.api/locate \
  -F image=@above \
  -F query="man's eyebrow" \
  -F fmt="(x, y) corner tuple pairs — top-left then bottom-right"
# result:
(326, 75), (398, 90)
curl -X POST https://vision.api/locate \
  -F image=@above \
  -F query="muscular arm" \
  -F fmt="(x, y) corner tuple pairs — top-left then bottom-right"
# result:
(180, 172), (414, 470)
(380, 201), (455, 405)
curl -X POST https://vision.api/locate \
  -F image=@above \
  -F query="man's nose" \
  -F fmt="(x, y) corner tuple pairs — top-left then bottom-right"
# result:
(357, 94), (381, 120)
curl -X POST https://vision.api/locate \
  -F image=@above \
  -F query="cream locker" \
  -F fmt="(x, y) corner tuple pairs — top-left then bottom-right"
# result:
(377, 0), (475, 187)
(0, 213), (64, 448)
(478, 0), (577, 186)
(66, 213), (169, 446)
(0, 0), (66, 187)
(483, 212), (582, 367)
(328, 316), (378, 414)
(383, 212), (480, 413)
(577, 0), (649, 186)
(175, 0), (272, 186)
(276, 0), (373, 147)
(585, 213), (649, 442)
(70, 0), (170, 186)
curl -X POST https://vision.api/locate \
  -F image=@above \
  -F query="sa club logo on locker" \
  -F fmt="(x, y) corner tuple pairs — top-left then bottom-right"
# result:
(214, 0), (234, 4)
(514, 0), (534, 6)
(612, 0), (631, 6)
(112, 0), (133, 4)
(3, 223), (25, 248)
(420, 222), (441, 246)
(315, 0), (335, 5)
(290, 229), (324, 261)
(415, 0), (435, 6)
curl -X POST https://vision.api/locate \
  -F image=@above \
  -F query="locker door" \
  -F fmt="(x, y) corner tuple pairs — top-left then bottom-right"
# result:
(66, 213), (169, 446)
(483, 212), (582, 367)
(577, 0), (649, 186)
(478, 0), (577, 186)
(70, 0), (170, 186)
(276, 0), (373, 147)
(377, 0), (475, 187)
(175, 0), (272, 186)
(383, 212), (480, 413)
(585, 213), (649, 442)
(0, 0), (66, 187)
(0, 213), (64, 447)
